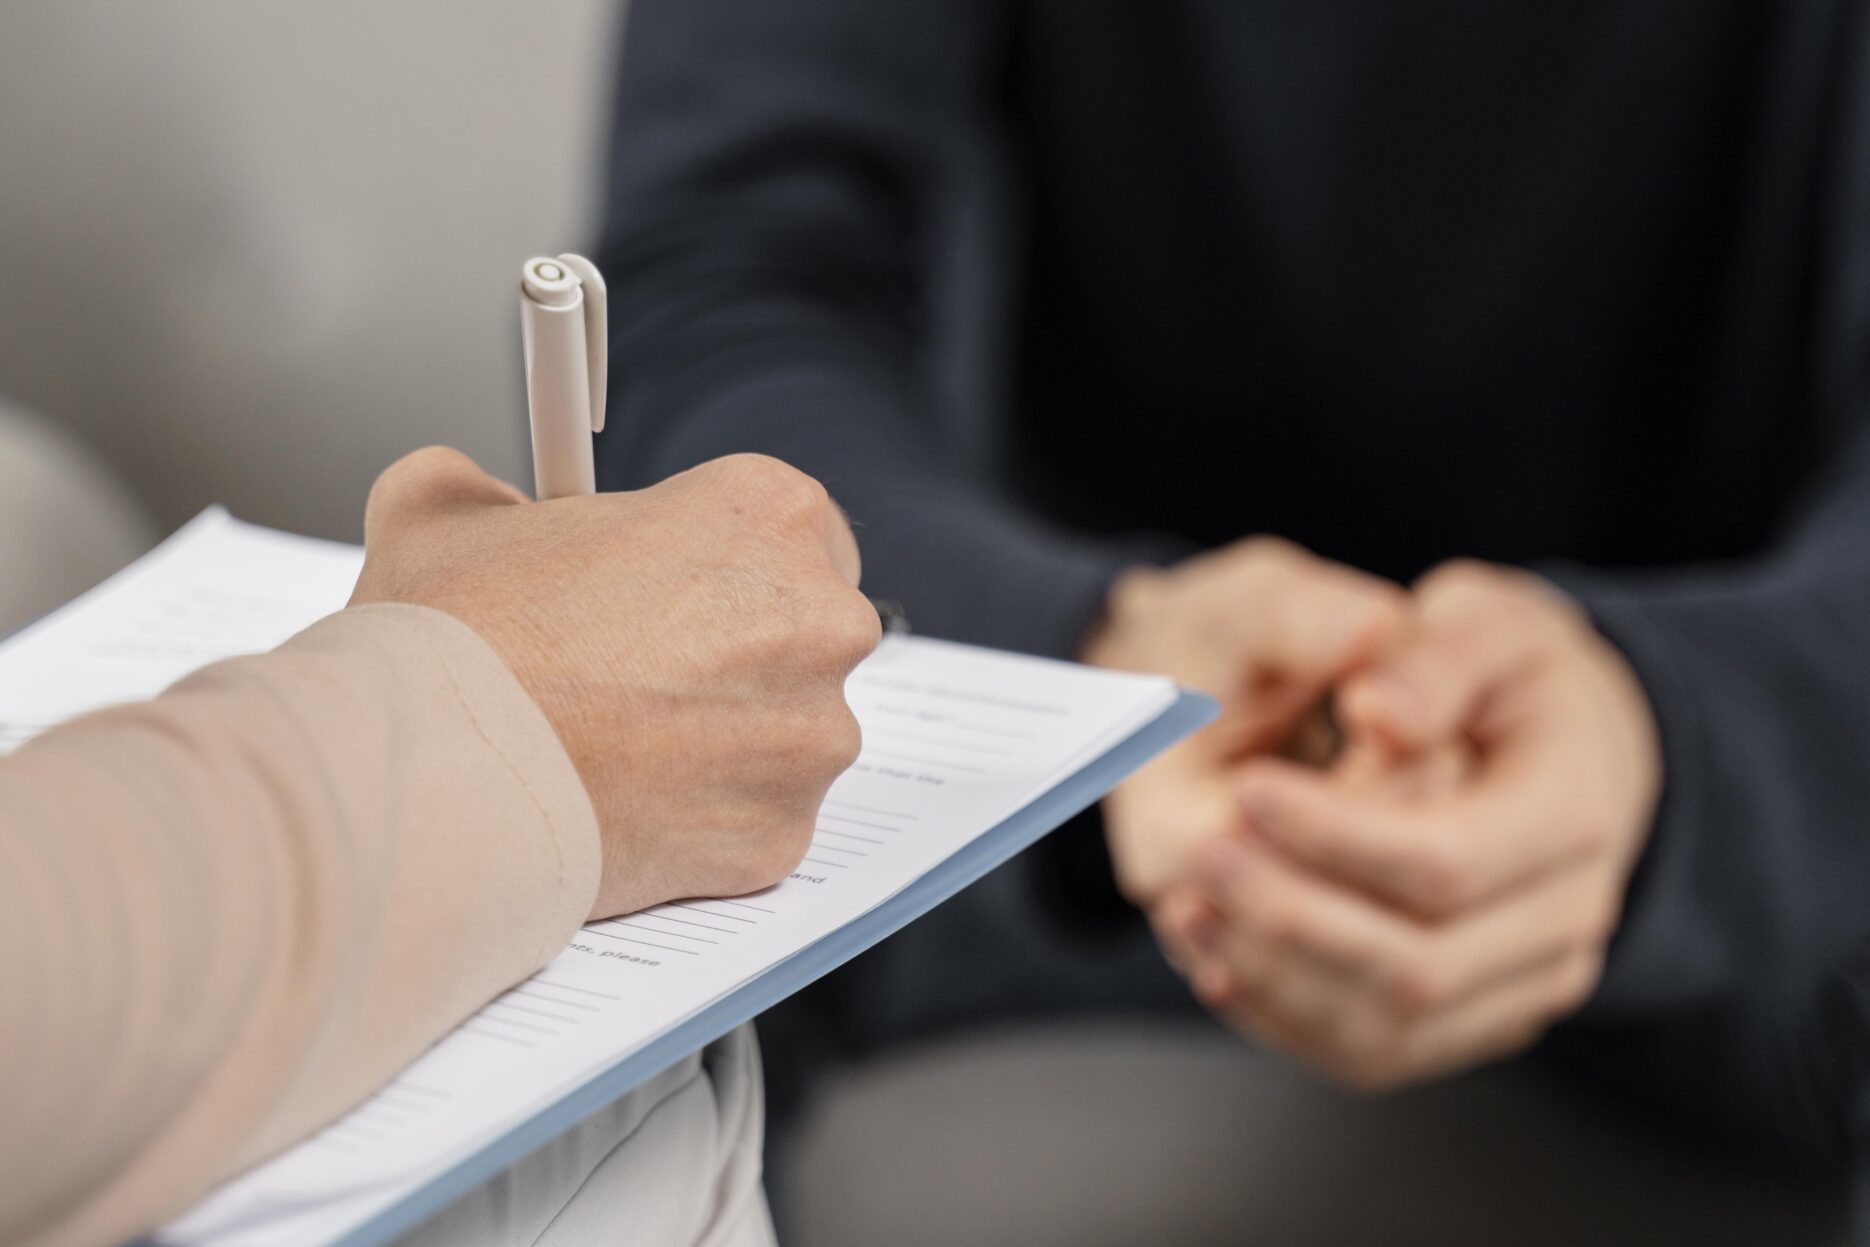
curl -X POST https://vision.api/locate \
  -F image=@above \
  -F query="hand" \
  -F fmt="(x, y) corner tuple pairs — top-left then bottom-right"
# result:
(350, 448), (881, 918)
(1173, 561), (1661, 1089)
(1084, 538), (1404, 903)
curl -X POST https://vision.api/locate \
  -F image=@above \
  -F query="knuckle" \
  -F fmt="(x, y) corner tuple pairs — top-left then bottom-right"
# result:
(1417, 559), (1513, 616)
(1501, 587), (1580, 646)
(826, 591), (885, 664)
(796, 592), (881, 675)
(1419, 557), (1493, 595)
(1252, 534), (1301, 559)
(1237, 535), (1307, 574)
(1356, 577), (1411, 623)
(721, 453), (828, 512)
(823, 705), (865, 776)
(756, 815), (816, 888)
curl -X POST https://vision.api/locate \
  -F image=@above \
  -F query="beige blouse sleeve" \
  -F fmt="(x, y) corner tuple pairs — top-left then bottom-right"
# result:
(0, 603), (601, 1247)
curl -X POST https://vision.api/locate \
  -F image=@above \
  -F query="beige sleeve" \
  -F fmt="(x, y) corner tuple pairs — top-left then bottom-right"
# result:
(0, 603), (601, 1247)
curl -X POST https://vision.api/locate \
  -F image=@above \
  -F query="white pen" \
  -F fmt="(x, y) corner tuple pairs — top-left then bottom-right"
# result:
(517, 252), (912, 634)
(519, 254), (608, 499)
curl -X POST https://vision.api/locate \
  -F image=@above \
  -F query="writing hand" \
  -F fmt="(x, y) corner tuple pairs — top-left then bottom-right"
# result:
(351, 448), (881, 918)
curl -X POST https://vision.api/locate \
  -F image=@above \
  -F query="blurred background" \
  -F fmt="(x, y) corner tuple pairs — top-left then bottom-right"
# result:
(0, 0), (619, 543)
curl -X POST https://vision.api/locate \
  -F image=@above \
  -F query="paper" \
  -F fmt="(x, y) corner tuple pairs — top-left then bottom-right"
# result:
(0, 510), (1181, 1247)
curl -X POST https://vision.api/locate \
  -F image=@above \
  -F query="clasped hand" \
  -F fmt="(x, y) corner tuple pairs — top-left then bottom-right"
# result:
(1088, 543), (1661, 1090)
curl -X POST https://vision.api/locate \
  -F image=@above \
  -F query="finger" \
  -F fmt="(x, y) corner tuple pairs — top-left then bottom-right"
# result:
(1200, 835), (1616, 1017)
(1103, 758), (1248, 903)
(1195, 931), (1358, 1048)
(1400, 866), (1617, 1010)
(1338, 562), (1567, 751)
(1332, 736), (1473, 800)
(1149, 884), (1220, 973)
(1197, 834), (1429, 986)
(1235, 756), (1594, 917)
(1184, 917), (1394, 1079)
(1212, 947), (1597, 1092)
(1346, 949), (1601, 1089)
(1253, 559), (1405, 682)
(1201, 977), (1325, 1071)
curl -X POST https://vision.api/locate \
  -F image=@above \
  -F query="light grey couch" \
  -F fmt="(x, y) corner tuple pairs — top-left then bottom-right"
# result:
(0, 0), (616, 544)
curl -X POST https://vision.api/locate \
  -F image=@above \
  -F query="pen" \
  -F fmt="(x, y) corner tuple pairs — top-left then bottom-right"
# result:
(516, 253), (908, 633)
(519, 253), (607, 500)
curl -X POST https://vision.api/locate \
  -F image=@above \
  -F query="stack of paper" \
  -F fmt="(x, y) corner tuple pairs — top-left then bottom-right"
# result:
(0, 509), (1210, 1247)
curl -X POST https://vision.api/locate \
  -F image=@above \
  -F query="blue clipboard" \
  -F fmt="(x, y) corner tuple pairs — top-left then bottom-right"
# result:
(306, 688), (1215, 1247)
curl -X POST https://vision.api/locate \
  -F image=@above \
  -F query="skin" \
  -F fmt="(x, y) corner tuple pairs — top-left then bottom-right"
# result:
(350, 447), (881, 919)
(1091, 553), (1663, 1091)
(1083, 537), (1407, 905)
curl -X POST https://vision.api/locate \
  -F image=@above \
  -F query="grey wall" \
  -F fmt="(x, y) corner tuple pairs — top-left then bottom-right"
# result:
(0, 1), (620, 540)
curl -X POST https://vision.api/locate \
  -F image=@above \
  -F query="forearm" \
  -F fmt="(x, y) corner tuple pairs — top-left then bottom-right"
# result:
(0, 604), (599, 1246)
(597, 0), (1178, 659)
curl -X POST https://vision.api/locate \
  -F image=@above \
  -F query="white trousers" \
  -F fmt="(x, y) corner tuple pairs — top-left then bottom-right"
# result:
(393, 1027), (777, 1247)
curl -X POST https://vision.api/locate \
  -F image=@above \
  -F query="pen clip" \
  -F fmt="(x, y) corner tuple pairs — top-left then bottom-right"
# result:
(553, 253), (608, 434)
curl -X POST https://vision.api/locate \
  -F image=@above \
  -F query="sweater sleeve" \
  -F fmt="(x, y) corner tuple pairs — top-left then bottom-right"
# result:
(0, 603), (600, 1247)
(595, 0), (1177, 662)
(1544, 453), (1870, 1161)
(1537, 22), (1870, 1165)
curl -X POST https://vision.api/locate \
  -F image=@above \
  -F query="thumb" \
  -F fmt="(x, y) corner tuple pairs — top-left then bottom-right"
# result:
(364, 446), (527, 540)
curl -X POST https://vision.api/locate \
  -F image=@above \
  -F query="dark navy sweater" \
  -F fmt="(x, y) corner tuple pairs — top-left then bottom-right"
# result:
(594, 0), (1870, 1222)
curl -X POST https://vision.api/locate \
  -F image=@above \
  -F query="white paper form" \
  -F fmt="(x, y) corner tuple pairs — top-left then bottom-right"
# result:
(0, 508), (363, 748)
(0, 510), (1179, 1246)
